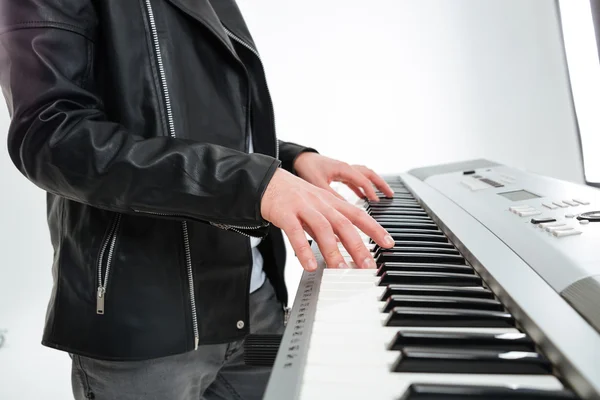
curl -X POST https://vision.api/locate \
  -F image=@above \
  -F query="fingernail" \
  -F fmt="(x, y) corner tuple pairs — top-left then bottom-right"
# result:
(362, 257), (376, 269)
(384, 235), (394, 247)
(308, 259), (317, 270)
(338, 262), (349, 269)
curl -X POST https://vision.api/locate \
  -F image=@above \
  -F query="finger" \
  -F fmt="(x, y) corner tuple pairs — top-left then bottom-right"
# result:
(344, 182), (366, 200)
(300, 207), (348, 269)
(303, 223), (341, 242)
(336, 165), (379, 202)
(319, 205), (376, 269)
(335, 199), (395, 249)
(324, 184), (347, 201)
(355, 166), (394, 198)
(283, 217), (318, 272)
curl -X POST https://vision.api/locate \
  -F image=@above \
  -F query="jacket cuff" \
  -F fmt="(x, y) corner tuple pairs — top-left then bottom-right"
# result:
(278, 140), (319, 176)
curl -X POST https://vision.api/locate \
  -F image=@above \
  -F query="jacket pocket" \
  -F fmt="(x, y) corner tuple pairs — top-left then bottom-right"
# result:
(95, 212), (123, 315)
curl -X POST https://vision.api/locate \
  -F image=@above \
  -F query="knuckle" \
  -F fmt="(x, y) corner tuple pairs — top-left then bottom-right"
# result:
(325, 248), (341, 260)
(296, 243), (312, 255)
(287, 223), (304, 236)
(334, 217), (353, 231)
(350, 240), (366, 254)
(313, 219), (331, 233)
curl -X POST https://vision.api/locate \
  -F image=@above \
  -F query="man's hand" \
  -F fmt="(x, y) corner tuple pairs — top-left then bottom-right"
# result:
(261, 168), (395, 272)
(293, 152), (395, 202)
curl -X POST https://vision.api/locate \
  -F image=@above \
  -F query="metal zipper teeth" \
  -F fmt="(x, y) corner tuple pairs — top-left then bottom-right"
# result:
(144, 0), (199, 350)
(96, 214), (122, 315)
(133, 210), (267, 233)
(222, 27), (279, 160)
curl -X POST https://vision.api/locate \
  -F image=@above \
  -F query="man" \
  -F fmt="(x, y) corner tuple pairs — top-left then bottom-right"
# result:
(0, 0), (395, 399)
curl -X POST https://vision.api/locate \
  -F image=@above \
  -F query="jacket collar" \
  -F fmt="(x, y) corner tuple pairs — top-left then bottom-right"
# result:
(165, 0), (257, 57)
(208, 0), (257, 50)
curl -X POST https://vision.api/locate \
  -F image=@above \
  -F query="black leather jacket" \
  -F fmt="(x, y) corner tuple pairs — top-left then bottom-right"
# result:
(0, 0), (315, 361)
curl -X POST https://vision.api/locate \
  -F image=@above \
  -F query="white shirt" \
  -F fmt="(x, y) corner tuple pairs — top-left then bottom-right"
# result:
(248, 129), (266, 293)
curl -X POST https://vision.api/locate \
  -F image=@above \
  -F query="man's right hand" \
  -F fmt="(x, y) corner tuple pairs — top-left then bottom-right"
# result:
(260, 168), (395, 272)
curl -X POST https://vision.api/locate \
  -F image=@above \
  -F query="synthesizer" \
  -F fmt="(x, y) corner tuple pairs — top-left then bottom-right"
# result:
(263, 159), (600, 400)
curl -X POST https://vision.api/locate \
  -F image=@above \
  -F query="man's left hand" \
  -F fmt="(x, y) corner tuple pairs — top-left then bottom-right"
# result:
(293, 152), (394, 202)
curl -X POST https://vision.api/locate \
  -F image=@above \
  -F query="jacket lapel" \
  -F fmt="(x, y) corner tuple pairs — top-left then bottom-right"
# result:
(207, 0), (257, 50)
(164, 0), (237, 55)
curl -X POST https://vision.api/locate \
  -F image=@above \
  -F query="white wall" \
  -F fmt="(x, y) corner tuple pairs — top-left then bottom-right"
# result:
(0, 1), (584, 398)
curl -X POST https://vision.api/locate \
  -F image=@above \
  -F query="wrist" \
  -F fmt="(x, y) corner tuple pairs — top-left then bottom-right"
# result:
(292, 150), (319, 174)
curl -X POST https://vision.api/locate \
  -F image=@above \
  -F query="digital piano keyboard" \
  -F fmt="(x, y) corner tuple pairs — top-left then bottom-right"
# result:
(263, 159), (600, 400)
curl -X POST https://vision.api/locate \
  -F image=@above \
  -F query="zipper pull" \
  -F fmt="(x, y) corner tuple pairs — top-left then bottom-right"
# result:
(195, 337), (199, 350)
(96, 287), (105, 315)
(283, 306), (291, 326)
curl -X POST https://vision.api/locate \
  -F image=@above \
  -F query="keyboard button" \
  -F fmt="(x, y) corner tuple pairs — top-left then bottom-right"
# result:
(391, 348), (552, 374)
(518, 210), (542, 217)
(509, 205), (534, 212)
(381, 295), (504, 313)
(399, 384), (579, 399)
(552, 229), (582, 238)
(385, 308), (514, 328)
(545, 224), (569, 233)
(531, 217), (556, 224)
(378, 271), (482, 287)
(573, 198), (590, 205)
(379, 285), (494, 301)
(388, 331), (535, 351)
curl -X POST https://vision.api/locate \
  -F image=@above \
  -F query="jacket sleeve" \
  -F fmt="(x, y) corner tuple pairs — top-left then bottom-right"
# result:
(277, 140), (318, 176)
(0, 2), (280, 232)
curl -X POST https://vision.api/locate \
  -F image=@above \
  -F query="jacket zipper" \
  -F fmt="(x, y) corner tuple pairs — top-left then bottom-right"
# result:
(96, 214), (122, 314)
(144, 0), (199, 350)
(221, 27), (279, 160)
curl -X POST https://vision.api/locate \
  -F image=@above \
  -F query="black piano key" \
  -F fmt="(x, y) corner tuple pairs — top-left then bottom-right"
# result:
(369, 195), (419, 207)
(373, 246), (459, 259)
(388, 331), (535, 351)
(365, 204), (429, 212)
(375, 246), (459, 254)
(378, 271), (482, 287)
(385, 307), (514, 328)
(370, 201), (418, 207)
(391, 347), (552, 374)
(372, 218), (434, 225)
(369, 213), (430, 219)
(381, 295), (504, 313)
(369, 208), (428, 214)
(370, 221), (439, 230)
(380, 285), (494, 301)
(379, 223), (442, 231)
(376, 263), (474, 276)
(368, 203), (422, 210)
(383, 232), (449, 243)
(369, 208), (427, 214)
(399, 384), (579, 400)
(376, 252), (466, 265)
(372, 216), (433, 222)
(373, 195), (415, 200)
(375, 241), (455, 249)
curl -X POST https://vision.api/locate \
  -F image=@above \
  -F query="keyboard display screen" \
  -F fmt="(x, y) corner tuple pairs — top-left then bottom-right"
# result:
(497, 189), (541, 201)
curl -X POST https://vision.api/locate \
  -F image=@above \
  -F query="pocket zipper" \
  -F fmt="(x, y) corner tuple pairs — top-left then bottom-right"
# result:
(96, 214), (122, 314)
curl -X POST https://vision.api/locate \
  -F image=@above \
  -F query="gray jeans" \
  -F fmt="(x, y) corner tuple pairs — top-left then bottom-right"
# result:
(71, 278), (285, 400)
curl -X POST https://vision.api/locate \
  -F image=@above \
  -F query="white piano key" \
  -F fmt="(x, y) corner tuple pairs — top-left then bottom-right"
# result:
(299, 369), (564, 400)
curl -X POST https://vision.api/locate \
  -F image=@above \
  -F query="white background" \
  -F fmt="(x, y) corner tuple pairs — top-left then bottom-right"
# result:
(0, 0), (585, 398)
